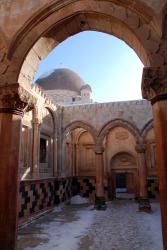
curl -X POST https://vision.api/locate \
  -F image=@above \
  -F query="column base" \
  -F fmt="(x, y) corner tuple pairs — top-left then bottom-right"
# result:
(138, 197), (151, 213)
(94, 196), (107, 210)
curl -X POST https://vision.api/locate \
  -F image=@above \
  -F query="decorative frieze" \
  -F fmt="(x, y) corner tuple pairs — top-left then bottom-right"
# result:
(142, 66), (167, 104)
(0, 84), (37, 116)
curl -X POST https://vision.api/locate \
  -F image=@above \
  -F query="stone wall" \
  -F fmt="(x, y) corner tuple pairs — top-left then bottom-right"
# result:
(62, 100), (152, 132)
(0, 0), (166, 88)
(45, 89), (79, 104)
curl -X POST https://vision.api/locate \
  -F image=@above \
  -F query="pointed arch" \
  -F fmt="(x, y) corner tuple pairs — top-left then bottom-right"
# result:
(97, 119), (141, 145)
(5, 0), (162, 85)
(63, 120), (97, 143)
(141, 119), (153, 140)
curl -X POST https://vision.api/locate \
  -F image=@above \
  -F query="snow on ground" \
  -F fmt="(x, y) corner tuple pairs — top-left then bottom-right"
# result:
(70, 195), (89, 205)
(18, 200), (163, 250)
(18, 204), (96, 250)
(87, 201), (163, 250)
(28, 210), (95, 250)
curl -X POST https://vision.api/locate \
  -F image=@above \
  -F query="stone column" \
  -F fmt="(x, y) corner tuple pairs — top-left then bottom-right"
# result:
(72, 144), (77, 176)
(135, 143), (151, 212)
(57, 106), (63, 176)
(0, 84), (35, 250)
(94, 145), (106, 210)
(142, 66), (167, 249)
(53, 130), (58, 177)
(32, 108), (40, 178)
(76, 144), (79, 176)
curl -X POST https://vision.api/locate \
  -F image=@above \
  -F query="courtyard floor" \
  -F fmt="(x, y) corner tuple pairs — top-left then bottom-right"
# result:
(17, 198), (163, 250)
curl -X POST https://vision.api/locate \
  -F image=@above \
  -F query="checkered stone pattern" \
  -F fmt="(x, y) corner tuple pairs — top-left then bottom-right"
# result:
(54, 178), (72, 204)
(147, 177), (159, 200)
(18, 180), (55, 220)
(18, 178), (73, 222)
(72, 177), (96, 201)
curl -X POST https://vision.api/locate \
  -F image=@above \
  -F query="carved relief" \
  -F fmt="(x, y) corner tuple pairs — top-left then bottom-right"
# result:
(0, 85), (36, 115)
(142, 66), (167, 102)
(115, 131), (129, 140)
(111, 152), (136, 169)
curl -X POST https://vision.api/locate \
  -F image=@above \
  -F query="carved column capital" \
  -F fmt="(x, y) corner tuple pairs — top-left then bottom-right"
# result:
(0, 84), (37, 116)
(142, 66), (167, 104)
(95, 144), (104, 154)
(135, 143), (146, 154)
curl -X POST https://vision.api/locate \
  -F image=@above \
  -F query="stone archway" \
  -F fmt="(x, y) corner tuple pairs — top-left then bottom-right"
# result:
(97, 121), (140, 201)
(0, 0), (164, 86)
(63, 120), (97, 142)
(61, 120), (97, 175)
(141, 119), (153, 140)
(97, 119), (141, 146)
(110, 152), (138, 200)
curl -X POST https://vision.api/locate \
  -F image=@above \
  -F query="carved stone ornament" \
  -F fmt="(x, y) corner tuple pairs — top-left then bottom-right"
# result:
(95, 144), (104, 154)
(142, 66), (167, 104)
(0, 84), (37, 116)
(135, 143), (146, 154)
(115, 131), (129, 140)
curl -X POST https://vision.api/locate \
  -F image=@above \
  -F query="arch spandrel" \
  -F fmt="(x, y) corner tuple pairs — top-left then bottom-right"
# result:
(141, 119), (154, 140)
(2, 0), (164, 86)
(0, 28), (10, 85)
(63, 120), (97, 143)
(97, 119), (141, 146)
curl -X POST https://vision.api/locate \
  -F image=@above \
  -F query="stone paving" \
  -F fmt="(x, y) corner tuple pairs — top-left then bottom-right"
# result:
(17, 200), (163, 250)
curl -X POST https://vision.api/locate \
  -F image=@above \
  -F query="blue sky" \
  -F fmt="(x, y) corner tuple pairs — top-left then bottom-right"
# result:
(34, 31), (143, 102)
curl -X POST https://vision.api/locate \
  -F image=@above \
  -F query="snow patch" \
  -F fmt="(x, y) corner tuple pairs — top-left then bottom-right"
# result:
(70, 195), (89, 205)
(53, 205), (63, 213)
(25, 209), (96, 250)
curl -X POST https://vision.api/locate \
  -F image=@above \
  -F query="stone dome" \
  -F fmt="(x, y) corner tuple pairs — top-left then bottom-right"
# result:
(36, 68), (85, 93)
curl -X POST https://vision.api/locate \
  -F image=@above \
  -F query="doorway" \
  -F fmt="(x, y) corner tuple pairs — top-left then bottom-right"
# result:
(116, 173), (127, 193)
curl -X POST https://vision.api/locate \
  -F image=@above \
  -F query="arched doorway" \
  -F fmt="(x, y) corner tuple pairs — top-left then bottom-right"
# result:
(110, 152), (138, 199)
(63, 122), (97, 201)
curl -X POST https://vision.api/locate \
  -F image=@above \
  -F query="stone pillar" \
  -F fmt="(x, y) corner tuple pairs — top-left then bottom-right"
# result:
(76, 144), (79, 176)
(53, 130), (58, 177)
(94, 145), (106, 210)
(135, 143), (151, 212)
(57, 106), (63, 176)
(142, 66), (167, 249)
(72, 144), (77, 176)
(0, 85), (35, 250)
(32, 108), (40, 178)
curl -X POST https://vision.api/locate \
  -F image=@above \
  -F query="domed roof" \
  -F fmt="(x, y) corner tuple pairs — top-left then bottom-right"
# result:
(36, 68), (85, 93)
(80, 84), (92, 92)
